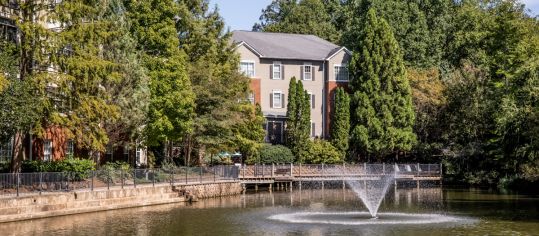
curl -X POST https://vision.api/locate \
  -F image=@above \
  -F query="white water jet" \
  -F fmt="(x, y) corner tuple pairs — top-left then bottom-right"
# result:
(344, 164), (395, 218)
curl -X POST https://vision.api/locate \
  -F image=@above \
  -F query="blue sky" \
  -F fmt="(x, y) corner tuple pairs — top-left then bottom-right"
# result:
(209, 0), (539, 31)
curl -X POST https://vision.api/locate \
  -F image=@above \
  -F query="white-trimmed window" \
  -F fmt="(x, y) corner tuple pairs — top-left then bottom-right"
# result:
(303, 63), (312, 80)
(272, 90), (283, 108)
(335, 64), (349, 81)
(308, 92), (315, 109)
(248, 92), (255, 104)
(44, 139), (52, 161)
(66, 139), (74, 157)
(272, 62), (282, 80)
(240, 61), (255, 77)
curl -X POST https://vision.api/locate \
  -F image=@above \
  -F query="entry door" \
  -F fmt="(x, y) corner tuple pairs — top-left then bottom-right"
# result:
(267, 121), (283, 144)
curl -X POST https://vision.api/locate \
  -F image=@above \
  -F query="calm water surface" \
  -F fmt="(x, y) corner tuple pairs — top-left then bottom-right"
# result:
(1, 186), (538, 235)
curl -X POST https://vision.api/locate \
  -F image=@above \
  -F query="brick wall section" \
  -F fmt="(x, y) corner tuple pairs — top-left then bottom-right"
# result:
(30, 126), (69, 161)
(325, 81), (350, 138)
(250, 78), (261, 104)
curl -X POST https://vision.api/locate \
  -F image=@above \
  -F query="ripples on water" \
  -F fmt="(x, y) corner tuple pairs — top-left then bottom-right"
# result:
(0, 185), (538, 236)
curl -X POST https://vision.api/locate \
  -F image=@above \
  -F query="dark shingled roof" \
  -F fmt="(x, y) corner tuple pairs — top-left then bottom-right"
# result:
(232, 30), (344, 61)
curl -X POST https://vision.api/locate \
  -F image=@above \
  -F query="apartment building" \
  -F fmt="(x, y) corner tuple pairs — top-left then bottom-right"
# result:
(232, 31), (351, 144)
(0, 4), (147, 166)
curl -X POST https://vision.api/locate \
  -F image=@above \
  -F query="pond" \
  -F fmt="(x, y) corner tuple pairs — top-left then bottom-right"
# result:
(1, 185), (538, 235)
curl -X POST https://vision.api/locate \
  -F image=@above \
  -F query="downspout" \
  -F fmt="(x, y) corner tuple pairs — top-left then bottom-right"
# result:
(322, 60), (326, 138)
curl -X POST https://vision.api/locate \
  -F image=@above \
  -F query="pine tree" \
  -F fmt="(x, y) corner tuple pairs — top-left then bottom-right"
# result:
(349, 8), (416, 161)
(103, 0), (150, 154)
(330, 87), (350, 159)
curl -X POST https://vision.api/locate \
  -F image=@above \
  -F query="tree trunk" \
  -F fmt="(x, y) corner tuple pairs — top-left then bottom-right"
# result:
(184, 135), (192, 167)
(10, 131), (26, 172)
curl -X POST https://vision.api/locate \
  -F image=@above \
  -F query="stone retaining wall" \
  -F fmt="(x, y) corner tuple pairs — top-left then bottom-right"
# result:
(0, 181), (242, 223)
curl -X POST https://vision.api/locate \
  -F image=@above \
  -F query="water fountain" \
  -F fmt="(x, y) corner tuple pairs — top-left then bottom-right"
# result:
(345, 164), (395, 218)
(269, 163), (466, 225)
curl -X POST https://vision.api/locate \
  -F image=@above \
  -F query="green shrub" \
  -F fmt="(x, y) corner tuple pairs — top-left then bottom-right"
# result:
(305, 140), (342, 164)
(100, 161), (131, 171)
(21, 158), (95, 180)
(22, 159), (95, 173)
(251, 144), (294, 164)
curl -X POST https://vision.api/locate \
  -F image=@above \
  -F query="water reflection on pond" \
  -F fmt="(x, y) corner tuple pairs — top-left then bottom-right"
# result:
(1, 185), (538, 235)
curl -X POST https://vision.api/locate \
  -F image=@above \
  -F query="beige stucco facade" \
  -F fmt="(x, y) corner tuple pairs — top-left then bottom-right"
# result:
(236, 44), (351, 143)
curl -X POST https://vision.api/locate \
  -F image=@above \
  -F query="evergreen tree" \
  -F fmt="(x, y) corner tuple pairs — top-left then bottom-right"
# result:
(103, 0), (150, 155)
(125, 0), (195, 162)
(349, 8), (416, 161)
(285, 77), (311, 162)
(330, 87), (350, 159)
(285, 78), (297, 145)
(341, 0), (453, 69)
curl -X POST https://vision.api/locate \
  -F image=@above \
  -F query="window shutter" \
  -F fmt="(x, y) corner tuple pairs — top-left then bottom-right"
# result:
(281, 65), (285, 80)
(282, 93), (286, 108)
(312, 94), (315, 109)
(312, 66), (316, 81)
(311, 123), (316, 137)
(270, 65), (273, 79)
(270, 93), (273, 108)
(300, 66), (304, 80)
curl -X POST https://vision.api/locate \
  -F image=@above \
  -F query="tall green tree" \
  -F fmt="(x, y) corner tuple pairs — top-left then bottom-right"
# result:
(53, 0), (142, 162)
(341, 0), (453, 68)
(102, 0), (150, 152)
(0, 0), (54, 170)
(285, 78), (311, 162)
(232, 104), (266, 163)
(330, 87), (350, 159)
(125, 0), (195, 163)
(253, 0), (341, 43)
(348, 8), (416, 161)
(175, 0), (253, 165)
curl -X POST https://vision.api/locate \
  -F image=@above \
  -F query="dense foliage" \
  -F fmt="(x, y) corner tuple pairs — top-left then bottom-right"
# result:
(348, 8), (416, 161)
(256, 0), (539, 186)
(285, 78), (311, 162)
(252, 144), (294, 164)
(21, 159), (96, 179)
(0, 0), (263, 170)
(330, 87), (350, 159)
(305, 139), (342, 164)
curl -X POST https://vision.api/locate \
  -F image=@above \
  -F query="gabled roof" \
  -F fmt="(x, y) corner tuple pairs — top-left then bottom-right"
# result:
(232, 30), (351, 61)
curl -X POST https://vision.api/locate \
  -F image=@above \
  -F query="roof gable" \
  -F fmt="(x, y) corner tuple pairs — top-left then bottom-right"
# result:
(232, 31), (350, 61)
